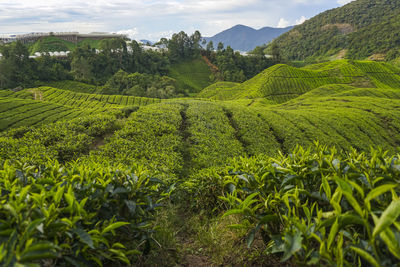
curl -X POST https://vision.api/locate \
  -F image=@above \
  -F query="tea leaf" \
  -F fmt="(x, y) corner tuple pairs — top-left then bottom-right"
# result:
(281, 230), (303, 262)
(72, 228), (94, 249)
(327, 217), (339, 250)
(373, 199), (400, 238)
(101, 222), (130, 235)
(365, 184), (397, 204)
(350, 246), (380, 267)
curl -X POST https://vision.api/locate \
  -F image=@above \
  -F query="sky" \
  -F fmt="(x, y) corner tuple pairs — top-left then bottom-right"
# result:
(0, 0), (354, 41)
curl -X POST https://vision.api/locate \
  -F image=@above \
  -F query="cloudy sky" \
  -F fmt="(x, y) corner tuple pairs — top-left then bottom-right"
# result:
(0, 0), (354, 41)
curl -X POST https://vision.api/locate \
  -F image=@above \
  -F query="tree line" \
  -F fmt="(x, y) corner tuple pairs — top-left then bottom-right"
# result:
(0, 30), (280, 97)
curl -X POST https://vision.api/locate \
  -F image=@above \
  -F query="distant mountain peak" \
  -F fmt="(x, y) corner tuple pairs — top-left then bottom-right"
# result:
(204, 24), (293, 52)
(230, 24), (254, 30)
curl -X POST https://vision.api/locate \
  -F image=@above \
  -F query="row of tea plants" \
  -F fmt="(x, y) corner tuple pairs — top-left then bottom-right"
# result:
(218, 143), (400, 266)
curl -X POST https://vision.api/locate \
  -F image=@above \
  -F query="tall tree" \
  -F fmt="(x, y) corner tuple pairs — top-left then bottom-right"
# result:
(0, 41), (35, 89)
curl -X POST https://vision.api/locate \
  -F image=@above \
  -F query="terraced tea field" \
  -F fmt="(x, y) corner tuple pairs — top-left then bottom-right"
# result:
(198, 60), (400, 103)
(0, 97), (91, 131)
(0, 87), (165, 131)
(1, 87), (162, 108)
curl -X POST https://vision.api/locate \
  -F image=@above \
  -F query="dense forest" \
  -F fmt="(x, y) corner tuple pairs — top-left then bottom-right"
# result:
(269, 0), (400, 61)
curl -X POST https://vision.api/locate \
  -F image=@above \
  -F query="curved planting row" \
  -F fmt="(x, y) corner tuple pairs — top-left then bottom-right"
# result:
(0, 97), (90, 131)
(198, 60), (400, 103)
(0, 87), (163, 111)
(38, 87), (162, 109)
(352, 61), (400, 88)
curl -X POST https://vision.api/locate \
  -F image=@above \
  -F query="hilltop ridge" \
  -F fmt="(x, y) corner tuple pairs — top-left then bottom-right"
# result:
(269, 0), (400, 61)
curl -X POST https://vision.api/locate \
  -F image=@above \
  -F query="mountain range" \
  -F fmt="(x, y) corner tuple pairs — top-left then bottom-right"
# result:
(204, 24), (293, 52)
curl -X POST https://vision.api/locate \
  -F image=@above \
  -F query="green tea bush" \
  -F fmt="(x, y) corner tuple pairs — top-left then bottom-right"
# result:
(0, 159), (164, 266)
(0, 114), (120, 163)
(219, 144), (400, 266)
(94, 103), (184, 176)
(186, 102), (244, 170)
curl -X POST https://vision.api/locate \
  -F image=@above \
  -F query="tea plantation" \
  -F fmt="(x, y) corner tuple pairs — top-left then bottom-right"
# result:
(1, 60), (400, 266)
(198, 60), (400, 103)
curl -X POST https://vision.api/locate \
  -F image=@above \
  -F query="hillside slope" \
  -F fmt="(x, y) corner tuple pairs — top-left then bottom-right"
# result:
(204, 24), (293, 52)
(270, 0), (400, 61)
(27, 36), (105, 54)
(168, 58), (213, 93)
(198, 60), (400, 103)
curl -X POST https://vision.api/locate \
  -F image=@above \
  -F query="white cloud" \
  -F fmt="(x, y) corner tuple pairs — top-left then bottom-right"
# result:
(295, 16), (307, 25)
(337, 0), (354, 5)
(0, 0), (346, 39)
(277, 18), (290, 28)
(117, 28), (138, 40)
(145, 30), (174, 41)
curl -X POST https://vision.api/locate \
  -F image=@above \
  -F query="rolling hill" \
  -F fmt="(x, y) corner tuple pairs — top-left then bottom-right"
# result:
(204, 24), (293, 52)
(198, 60), (400, 103)
(269, 0), (400, 61)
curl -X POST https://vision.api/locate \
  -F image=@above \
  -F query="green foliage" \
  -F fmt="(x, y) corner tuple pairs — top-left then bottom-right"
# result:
(0, 159), (163, 266)
(300, 84), (400, 99)
(269, 0), (400, 61)
(34, 55), (71, 81)
(69, 39), (169, 85)
(165, 31), (202, 62)
(209, 46), (275, 82)
(2, 71), (400, 265)
(102, 70), (179, 98)
(26, 37), (104, 55)
(0, 42), (36, 89)
(77, 39), (104, 50)
(219, 144), (400, 266)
